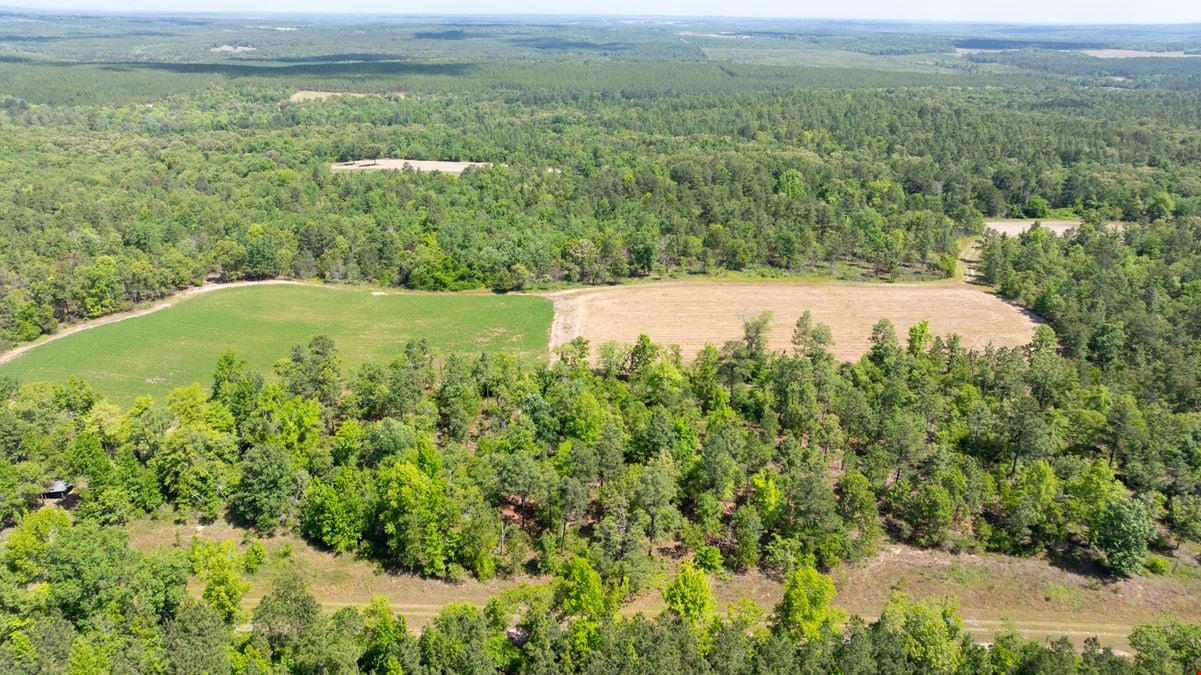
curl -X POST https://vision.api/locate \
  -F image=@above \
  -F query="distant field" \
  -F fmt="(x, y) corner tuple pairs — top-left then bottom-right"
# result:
(0, 284), (551, 405)
(289, 89), (370, 102)
(984, 220), (1124, 237)
(1080, 49), (1201, 58)
(330, 159), (493, 174)
(545, 281), (1039, 362)
(985, 220), (1084, 236)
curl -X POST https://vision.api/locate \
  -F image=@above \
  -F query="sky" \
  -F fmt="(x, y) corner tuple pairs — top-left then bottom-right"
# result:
(7, 0), (1201, 24)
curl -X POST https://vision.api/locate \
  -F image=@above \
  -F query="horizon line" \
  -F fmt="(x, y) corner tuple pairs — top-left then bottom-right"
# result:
(2, 6), (1201, 28)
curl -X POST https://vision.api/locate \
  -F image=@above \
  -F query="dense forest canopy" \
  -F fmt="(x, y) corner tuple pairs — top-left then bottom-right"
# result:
(4, 11), (1201, 674)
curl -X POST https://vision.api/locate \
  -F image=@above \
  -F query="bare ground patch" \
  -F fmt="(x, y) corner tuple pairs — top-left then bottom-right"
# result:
(985, 220), (1084, 237)
(543, 280), (1039, 362)
(289, 89), (369, 102)
(330, 159), (494, 174)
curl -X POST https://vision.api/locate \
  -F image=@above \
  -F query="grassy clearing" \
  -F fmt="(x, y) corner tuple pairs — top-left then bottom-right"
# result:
(126, 518), (1201, 648)
(833, 545), (1201, 652)
(0, 284), (551, 406)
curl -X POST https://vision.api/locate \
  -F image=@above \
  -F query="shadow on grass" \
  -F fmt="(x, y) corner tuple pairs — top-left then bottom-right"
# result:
(267, 52), (422, 63)
(1045, 545), (1123, 583)
(414, 30), (489, 40)
(510, 37), (632, 52)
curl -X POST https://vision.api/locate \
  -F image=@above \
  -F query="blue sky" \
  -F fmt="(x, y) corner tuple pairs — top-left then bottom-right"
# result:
(9, 0), (1201, 24)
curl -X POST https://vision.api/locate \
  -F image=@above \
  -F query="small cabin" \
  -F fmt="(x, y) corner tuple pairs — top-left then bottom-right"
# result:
(41, 480), (73, 501)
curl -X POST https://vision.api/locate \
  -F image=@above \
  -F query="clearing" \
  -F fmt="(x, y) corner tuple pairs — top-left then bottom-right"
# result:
(126, 520), (1201, 649)
(289, 90), (370, 102)
(832, 544), (1201, 653)
(0, 284), (551, 406)
(211, 45), (256, 53)
(331, 159), (493, 174)
(543, 280), (1039, 362)
(1078, 49), (1201, 58)
(984, 220), (1083, 237)
(984, 220), (1123, 237)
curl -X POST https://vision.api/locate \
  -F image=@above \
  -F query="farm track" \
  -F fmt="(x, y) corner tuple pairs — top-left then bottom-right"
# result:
(0, 280), (303, 365)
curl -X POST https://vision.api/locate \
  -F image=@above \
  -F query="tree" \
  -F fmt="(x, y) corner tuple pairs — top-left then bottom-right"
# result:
(771, 565), (843, 640)
(902, 483), (955, 548)
(301, 468), (366, 553)
(197, 543), (249, 624)
(1095, 496), (1155, 575)
(252, 568), (321, 655)
(555, 557), (610, 622)
(634, 453), (680, 553)
(78, 255), (125, 318)
(164, 600), (232, 675)
(1129, 617), (1201, 674)
(275, 335), (342, 407)
(3, 506), (72, 582)
(837, 470), (881, 558)
(1168, 494), (1201, 549)
(730, 504), (763, 571)
(419, 604), (495, 675)
(662, 561), (714, 626)
(231, 443), (293, 533)
(878, 592), (965, 673)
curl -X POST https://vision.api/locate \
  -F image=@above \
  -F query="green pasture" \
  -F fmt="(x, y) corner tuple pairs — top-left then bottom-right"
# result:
(0, 284), (552, 406)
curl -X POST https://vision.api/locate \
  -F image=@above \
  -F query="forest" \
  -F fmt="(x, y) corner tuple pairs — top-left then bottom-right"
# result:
(4, 10), (1201, 674)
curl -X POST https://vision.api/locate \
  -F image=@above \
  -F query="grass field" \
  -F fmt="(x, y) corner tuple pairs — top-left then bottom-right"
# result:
(125, 518), (1201, 649)
(0, 284), (552, 406)
(544, 280), (1040, 362)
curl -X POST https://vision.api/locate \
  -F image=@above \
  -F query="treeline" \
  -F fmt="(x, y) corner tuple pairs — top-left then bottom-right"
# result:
(981, 215), (1201, 409)
(4, 516), (1198, 673)
(4, 85), (1201, 348)
(4, 307), (1198, 583)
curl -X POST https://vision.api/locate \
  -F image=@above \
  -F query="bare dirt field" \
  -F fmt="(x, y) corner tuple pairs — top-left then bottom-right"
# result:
(1079, 49), (1201, 59)
(211, 45), (256, 53)
(289, 90), (370, 102)
(330, 159), (493, 174)
(984, 220), (1083, 237)
(544, 280), (1039, 362)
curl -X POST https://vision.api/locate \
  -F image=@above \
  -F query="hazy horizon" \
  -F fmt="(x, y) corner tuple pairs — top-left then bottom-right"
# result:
(3, 1), (1199, 26)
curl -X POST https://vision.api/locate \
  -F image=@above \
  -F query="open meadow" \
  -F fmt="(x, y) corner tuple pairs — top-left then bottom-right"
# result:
(0, 284), (551, 405)
(545, 280), (1040, 361)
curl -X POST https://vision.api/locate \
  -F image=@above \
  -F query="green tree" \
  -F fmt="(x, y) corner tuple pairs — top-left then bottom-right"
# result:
(164, 599), (233, 675)
(662, 560), (715, 626)
(771, 565), (844, 640)
(231, 443), (293, 533)
(301, 468), (366, 554)
(1095, 496), (1155, 575)
(879, 592), (965, 673)
(252, 568), (321, 655)
(195, 542), (249, 624)
(3, 506), (72, 582)
(730, 504), (763, 571)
